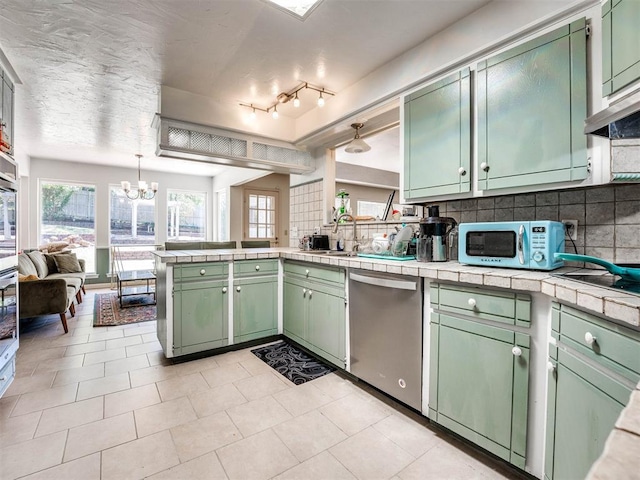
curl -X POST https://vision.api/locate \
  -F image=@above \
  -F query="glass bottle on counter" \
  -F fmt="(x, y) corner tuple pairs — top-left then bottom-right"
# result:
(448, 225), (459, 261)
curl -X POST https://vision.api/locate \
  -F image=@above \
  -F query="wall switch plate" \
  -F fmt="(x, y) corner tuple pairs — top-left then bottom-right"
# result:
(562, 219), (578, 241)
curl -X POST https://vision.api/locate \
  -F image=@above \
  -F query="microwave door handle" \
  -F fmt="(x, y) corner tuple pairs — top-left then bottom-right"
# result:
(517, 224), (525, 265)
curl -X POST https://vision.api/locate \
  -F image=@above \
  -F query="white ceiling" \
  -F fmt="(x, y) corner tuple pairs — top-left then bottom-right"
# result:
(0, 0), (491, 176)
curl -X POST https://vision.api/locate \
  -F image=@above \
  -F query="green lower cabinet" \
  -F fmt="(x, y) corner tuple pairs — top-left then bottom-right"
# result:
(430, 314), (529, 469)
(233, 276), (277, 343)
(306, 287), (346, 368)
(283, 264), (346, 369)
(283, 280), (307, 343)
(546, 350), (629, 480)
(173, 279), (229, 356)
(545, 304), (638, 480)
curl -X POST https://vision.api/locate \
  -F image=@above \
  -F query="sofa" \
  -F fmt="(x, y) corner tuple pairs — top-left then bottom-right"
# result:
(18, 250), (87, 333)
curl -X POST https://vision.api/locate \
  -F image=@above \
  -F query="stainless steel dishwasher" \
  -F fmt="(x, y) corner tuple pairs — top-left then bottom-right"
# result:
(349, 269), (423, 410)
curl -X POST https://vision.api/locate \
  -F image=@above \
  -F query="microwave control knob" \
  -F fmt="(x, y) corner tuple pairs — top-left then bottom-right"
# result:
(532, 251), (545, 263)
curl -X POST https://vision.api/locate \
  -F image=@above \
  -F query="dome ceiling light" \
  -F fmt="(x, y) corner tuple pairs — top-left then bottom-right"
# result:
(345, 123), (371, 154)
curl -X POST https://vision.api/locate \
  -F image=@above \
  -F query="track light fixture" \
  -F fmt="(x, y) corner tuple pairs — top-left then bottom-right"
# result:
(240, 81), (334, 119)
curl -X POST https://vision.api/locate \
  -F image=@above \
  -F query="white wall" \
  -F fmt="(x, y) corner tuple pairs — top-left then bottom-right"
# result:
(22, 158), (214, 249)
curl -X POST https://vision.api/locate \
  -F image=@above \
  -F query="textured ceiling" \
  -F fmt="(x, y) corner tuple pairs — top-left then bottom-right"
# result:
(0, 0), (491, 175)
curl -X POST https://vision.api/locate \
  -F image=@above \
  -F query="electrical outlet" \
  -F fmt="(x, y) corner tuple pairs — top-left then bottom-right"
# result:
(562, 219), (578, 241)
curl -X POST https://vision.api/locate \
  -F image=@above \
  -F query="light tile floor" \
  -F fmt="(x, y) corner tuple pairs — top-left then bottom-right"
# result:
(0, 288), (523, 480)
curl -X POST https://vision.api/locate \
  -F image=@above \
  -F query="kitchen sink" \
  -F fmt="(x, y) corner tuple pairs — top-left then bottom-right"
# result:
(326, 251), (358, 257)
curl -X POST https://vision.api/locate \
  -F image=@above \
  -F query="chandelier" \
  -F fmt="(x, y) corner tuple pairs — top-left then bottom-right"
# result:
(121, 154), (158, 200)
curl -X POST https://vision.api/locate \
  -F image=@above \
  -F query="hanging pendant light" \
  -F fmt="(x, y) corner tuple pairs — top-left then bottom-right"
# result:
(345, 123), (371, 154)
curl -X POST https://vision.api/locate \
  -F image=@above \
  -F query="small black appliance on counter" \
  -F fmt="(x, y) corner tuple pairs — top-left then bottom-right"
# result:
(310, 234), (330, 250)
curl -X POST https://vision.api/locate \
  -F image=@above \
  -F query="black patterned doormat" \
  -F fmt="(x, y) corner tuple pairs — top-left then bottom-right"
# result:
(251, 341), (335, 385)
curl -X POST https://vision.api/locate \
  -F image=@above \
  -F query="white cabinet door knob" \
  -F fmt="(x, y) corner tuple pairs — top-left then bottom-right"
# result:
(308, 290), (313, 298)
(584, 332), (596, 345)
(199, 269), (206, 275)
(512, 346), (522, 357)
(222, 287), (227, 294)
(547, 362), (555, 373)
(305, 269), (310, 276)
(468, 298), (477, 307)
(255, 265), (260, 271)
(458, 167), (467, 176)
(302, 288), (307, 296)
(480, 162), (490, 172)
(236, 286), (241, 292)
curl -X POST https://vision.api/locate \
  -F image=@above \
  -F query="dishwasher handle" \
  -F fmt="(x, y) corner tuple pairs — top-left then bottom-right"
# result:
(350, 272), (417, 291)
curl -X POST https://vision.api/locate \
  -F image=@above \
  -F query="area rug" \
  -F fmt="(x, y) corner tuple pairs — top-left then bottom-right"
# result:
(251, 341), (334, 385)
(93, 292), (156, 327)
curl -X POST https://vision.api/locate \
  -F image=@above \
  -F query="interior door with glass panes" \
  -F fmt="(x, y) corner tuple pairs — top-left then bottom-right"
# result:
(244, 189), (279, 246)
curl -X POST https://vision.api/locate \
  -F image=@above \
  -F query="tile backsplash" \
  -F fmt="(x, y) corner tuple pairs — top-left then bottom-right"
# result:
(435, 184), (640, 263)
(291, 181), (640, 262)
(289, 180), (323, 247)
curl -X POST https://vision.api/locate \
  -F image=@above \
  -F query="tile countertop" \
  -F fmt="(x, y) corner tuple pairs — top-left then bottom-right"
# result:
(153, 248), (640, 329)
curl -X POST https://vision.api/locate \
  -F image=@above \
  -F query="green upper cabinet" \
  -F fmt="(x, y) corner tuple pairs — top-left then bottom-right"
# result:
(477, 19), (588, 191)
(602, 0), (640, 96)
(403, 68), (471, 200)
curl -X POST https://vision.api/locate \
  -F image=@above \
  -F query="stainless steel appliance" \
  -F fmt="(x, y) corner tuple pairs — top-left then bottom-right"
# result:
(349, 270), (422, 410)
(416, 205), (457, 262)
(0, 157), (17, 397)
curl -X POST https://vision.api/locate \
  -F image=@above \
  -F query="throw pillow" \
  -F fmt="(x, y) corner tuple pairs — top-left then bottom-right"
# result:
(44, 251), (73, 274)
(18, 253), (39, 277)
(18, 273), (39, 282)
(27, 251), (49, 278)
(53, 252), (83, 273)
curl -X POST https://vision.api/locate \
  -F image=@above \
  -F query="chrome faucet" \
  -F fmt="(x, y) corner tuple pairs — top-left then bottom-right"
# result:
(333, 213), (359, 251)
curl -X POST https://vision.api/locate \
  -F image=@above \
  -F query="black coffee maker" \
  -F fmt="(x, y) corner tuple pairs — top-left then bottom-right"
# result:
(417, 205), (457, 262)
